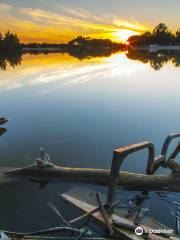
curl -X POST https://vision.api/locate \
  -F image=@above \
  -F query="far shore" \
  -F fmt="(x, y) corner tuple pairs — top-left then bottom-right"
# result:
(128, 44), (180, 52)
(21, 45), (180, 52)
(22, 47), (63, 51)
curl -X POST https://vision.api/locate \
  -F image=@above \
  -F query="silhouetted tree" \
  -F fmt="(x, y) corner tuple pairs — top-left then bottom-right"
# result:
(2, 31), (21, 50)
(127, 23), (180, 46)
(153, 23), (169, 35)
(151, 23), (173, 44)
(174, 28), (180, 44)
(0, 32), (3, 49)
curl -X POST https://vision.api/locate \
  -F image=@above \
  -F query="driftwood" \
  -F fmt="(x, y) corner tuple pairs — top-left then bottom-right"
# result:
(3, 132), (180, 194)
(4, 163), (180, 192)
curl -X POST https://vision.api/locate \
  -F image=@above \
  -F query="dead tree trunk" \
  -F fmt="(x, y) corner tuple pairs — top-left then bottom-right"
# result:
(4, 164), (180, 192)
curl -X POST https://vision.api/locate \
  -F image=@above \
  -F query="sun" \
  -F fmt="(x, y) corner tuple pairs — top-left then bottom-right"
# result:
(112, 29), (140, 43)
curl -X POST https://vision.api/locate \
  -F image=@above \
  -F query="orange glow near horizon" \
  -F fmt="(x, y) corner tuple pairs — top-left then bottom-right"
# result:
(0, 3), (149, 44)
(1, 24), (145, 44)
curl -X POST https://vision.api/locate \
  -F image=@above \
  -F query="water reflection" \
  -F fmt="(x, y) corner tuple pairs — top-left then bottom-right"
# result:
(0, 47), (180, 233)
(1, 49), (180, 71)
(126, 49), (180, 70)
(0, 128), (7, 136)
(0, 46), (119, 71)
(0, 51), (22, 71)
(0, 52), (147, 91)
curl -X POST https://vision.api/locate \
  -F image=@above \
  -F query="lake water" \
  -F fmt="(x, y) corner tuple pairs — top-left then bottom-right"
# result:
(0, 51), (180, 234)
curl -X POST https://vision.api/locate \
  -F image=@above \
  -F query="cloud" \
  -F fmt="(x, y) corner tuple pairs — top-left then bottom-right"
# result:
(59, 5), (102, 22)
(0, 3), (148, 43)
(0, 3), (12, 11)
(113, 19), (148, 32)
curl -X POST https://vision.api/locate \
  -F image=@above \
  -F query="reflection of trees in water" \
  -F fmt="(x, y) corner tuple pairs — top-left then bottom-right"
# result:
(67, 47), (119, 60)
(172, 53), (180, 67)
(0, 47), (121, 70)
(126, 49), (180, 70)
(1, 48), (180, 71)
(23, 45), (121, 60)
(0, 51), (22, 70)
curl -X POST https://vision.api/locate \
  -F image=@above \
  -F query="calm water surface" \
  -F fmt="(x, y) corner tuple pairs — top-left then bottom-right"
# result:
(0, 52), (180, 232)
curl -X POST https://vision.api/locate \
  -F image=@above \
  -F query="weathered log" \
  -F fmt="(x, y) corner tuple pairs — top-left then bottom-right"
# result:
(4, 163), (180, 192)
(3, 133), (180, 193)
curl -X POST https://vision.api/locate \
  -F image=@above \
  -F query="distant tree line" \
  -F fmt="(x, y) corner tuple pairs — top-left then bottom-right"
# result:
(68, 36), (122, 48)
(128, 23), (180, 46)
(0, 31), (123, 51)
(21, 42), (67, 49)
(22, 36), (123, 52)
(0, 31), (21, 50)
(66, 36), (123, 60)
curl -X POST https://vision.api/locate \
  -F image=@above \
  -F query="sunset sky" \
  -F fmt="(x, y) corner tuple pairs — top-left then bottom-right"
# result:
(0, 0), (180, 43)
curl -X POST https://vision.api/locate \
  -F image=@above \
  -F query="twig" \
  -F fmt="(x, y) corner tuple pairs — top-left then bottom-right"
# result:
(96, 192), (114, 236)
(3, 226), (81, 237)
(24, 237), (110, 240)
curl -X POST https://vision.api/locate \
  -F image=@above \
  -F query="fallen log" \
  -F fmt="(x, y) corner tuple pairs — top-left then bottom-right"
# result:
(4, 132), (180, 193)
(4, 162), (180, 192)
